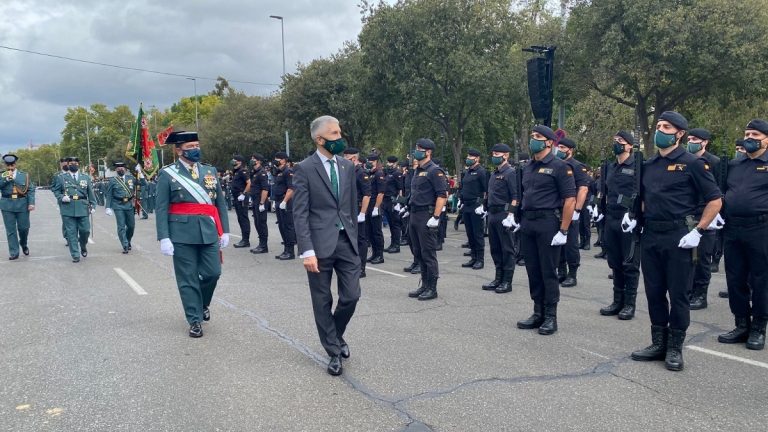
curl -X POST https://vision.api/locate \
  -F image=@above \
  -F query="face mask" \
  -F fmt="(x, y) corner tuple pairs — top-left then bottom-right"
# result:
(554, 148), (567, 160)
(465, 158), (475, 167)
(365, 162), (374, 170)
(182, 148), (201, 162)
(274, 160), (281, 167)
(735, 151), (746, 160)
(654, 130), (677, 149)
(322, 137), (347, 155)
(686, 142), (703, 154)
(528, 138), (547, 154)
(491, 156), (504, 166)
(68, 165), (79, 172)
(412, 149), (426, 161)
(743, 138), (763, 153)
(612, 141), (625, 155)
(116, 169), (126, 176)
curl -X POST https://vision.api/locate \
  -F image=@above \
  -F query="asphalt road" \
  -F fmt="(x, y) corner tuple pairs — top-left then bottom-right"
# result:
(2, 191), (767, 431)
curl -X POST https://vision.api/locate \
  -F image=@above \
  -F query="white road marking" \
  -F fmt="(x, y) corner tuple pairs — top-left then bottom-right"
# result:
(687, 345), (768, 370)
(113, 268), (148, 295)
(366, 267), (408, 278)
(229, 234), (241, 238)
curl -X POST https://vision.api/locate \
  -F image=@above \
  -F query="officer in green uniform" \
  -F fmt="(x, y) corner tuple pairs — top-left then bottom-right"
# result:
(105, 161), (139, 253)
(0, 154), (36, 260)
(155, 131), (230, 338)
(139, 174), (150, 219)
(52, 157), (96, 263)
(147, 177), (157, 214)
(52, 158), (70, 246)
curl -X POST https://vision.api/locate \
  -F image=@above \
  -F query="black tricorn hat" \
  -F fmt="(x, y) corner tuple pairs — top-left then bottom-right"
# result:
(165, 131), (199, 146)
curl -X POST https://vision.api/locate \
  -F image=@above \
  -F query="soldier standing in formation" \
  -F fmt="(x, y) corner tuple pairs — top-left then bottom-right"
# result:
(272, 151), (296, 260)
(383, 156), (404, 254)
(0, 154), (35, 260)
(460, 149), (487, 271)
(52, 157), (96, 263)
(105, 161), (139, 254)
(230, 155), (252, 249)
(343, 148), (371, 278)
(248, 154), (270, 254)
(365, 154), (386, 264)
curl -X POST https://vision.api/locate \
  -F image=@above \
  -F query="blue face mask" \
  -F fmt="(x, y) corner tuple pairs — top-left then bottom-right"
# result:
(465, 158), (475, 167)
(491, 156), (504, 166)
(412, 149), (427, 161)
(612, 141), (625, 156)
(654, 130), (677, 149)
(686, 142), (703, 154)
(528, 138), (547, 154)
(743, 138), (762, 153)
(183, 148), (201, 162)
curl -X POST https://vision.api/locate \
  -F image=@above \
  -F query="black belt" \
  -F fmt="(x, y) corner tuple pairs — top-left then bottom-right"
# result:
(727, 214), (768, 227)
(644, 219), (688, 232)
(488, 205), (509, 214)
(606, 207), (628, 217)
(522, 209), (557, 220)
(1, 194), (25, 199)
(410, 205), (432, 212)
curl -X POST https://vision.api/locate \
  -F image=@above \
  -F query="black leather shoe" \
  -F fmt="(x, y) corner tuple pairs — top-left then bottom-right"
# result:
(360, 270), (366, 278)
(327, 355), (342, 376)
(340, 344), (350, 359)
(81, 248), (88, 257)
(435, 243), (443, 251)
(277, 252), (295, 260)
(561, 276), (577, 287)
(8, 255), (19, 261)
(386, 246), (400, 254)
(718, 317), (750, 344)
(403, 262), (417, 273)
(461, 259), (477, 268)
(72, 257), (80, 263)
(710, 263), (719, 273)
(472, 260), (484, 270)
(631, 325), (668, 361)
(418, 288), (438, 301)
(461, 242), (470, 248)
(517, 304), (544, 329)
(233, 240), (250, 248)
(122, 246), (129, 254)
(594, 251), (607, 259)
(399, 238), (409, 246)
(463, 251), (472, 256)
(203, 307), (211, 322)
(410, 264), (421, 274)
(250, 245), (268, 254)
(22, 246), (29, 256)
(369, 255), (384, 265)
(189, 322), (203, 338)
(718, 290), (729, 298)
(689, 294), (707, 310)
(580, 244), (591, 250)
(127, 243), (132, 250)
(747, 320), (766, 350)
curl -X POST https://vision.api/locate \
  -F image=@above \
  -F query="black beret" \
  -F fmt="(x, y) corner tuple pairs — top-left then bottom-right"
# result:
(532, 125), (557, 141)
(432, 157), (442, 166)
(274, 151), (288, 159)
(232, 154), (246, 162)
(735, 139), (745, 147)
(746, 119), (768, 136)
(559, 137), (576, 149)
(518, 153), (530, 161)
(615, 131), (635, 145)
(251, 153), (265, 161)
(112, 161), (126, 168)
(467, 148), (481, 157)
(399, 160), (409, 167)
(387, 156), (398, 163)
(59, 158), (67, 163)
(415, 138), (435, 150)
(343, 147), (360, 155)
(688, 128), (712, 141)
(166, 131), (199, 147)
(491, 143), (511, 153)
(367, 154), (379, 161)
(66, 157), (80, 162)
(658, 111), (688, 130)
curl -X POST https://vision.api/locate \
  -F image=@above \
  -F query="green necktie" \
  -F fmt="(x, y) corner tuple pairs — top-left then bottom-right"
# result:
(328, 159), (339, 199)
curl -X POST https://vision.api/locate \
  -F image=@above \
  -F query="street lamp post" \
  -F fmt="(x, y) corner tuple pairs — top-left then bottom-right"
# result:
(270, 15), (290, 157)
(186, 77), (199, 130)
(84, 111), (92, 178)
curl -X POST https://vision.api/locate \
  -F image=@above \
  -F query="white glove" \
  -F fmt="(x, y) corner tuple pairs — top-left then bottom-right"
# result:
(457, 200), (462, 208)
(426, 216), (440, 228)
(586, 205), (594, 215)
(90, 208), (96, 214)
(138, 172), (145, 179)
(105, 208), (113, 216)
(678, 229), (702, 249)
(357, 212), (366, 223)
(621, 213), (637, 233)
(474, 205), (485, 215)
(238, 194), (245, 202)
(394, 203), (402, 212)
(135, 164), (142, 172)
(402, 211), (409, 218)
(551, 230), (568, 246)
(398, 206), (408, 215)
(160, 238), (174, 256)
(279, 201), (287, 210)
(258, 204), (266, 212)
(219, 233), (230, 249)
(61, 195), (71, 203)
(572, 210), (581, 221)
(441, 206), (446, 212)
(502, 213), (519, 230)
(708, 214), (725, 230)
(594, 214), (604, 223)
(590, 206), (599, 219)
(372, 207), (380, 217)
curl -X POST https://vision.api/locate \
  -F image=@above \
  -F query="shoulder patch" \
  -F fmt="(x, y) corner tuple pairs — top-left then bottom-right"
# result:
(566, 170), (573, 176)
(437, 173), (444, 177)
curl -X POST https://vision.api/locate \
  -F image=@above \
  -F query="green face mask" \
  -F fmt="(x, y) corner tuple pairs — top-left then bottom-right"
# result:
(365, 162), (374, 170)
(654, 130), (677, 149)
(528, 138), (547, 154)
(491, 156), (504, 166)
(465, 158), (475, 167)
(412, 149), (426, 161)
(322, 137), (347, 155)
(554, 148), (567, 160)
(686, 142), (702, 154)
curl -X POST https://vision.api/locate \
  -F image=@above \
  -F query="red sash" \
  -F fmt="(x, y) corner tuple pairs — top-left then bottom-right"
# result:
(168, 203), (223, 236)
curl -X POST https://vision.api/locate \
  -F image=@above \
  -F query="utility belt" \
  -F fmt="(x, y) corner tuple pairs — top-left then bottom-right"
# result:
(522, 209), (560, 220)
(644, 218), (693, 232)
(2, 194), (26, 199)
(410, 205), (434, 213)
(65, 194), (84, 201)
(462, 197), (484, 207)
(605, 207), (628, 218)
(120, 197), (134, 203)
(488, 204), (510, 214)
(727, 213), (768, 227)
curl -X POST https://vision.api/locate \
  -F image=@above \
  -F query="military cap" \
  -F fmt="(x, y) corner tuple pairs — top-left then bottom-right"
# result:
(232, 154), (246, 162)
(274, 151), (288, 160)
(112, 161), (126, 168)
(343, 147), (360, 155)
(367, 154), (379, 161)
(688, 128), (712, 141)
(532, 125), (557, 141)
(66, 157), (80, 162)
(491, 143), (511, 153)
(467, 148), (481, 157)
(615, 131), (635, 145)
(59, 157), (67, 163)
(518, 153), (530, 161)
(387, 155), (398, 163)
(746, 119), (768, 136)
(415, 138), (435, 150)
(251, 153), (265, 161)
(735, 138), (745, 147)
(559, 137), (576, 149)
(658, 111), (688, 130)
(2, 154), (18, 164)
(399, 160), (409, 167)
(165, 131), (199, 146)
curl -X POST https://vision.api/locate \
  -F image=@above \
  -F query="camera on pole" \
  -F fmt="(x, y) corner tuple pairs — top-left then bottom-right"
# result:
(523, 46), (556, 128)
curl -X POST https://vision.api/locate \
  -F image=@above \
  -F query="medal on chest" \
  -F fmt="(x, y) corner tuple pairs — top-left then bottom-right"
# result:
(204, 173), (216, 189)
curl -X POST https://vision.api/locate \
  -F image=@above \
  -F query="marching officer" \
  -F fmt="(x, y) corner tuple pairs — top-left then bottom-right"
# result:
(52, 157), (96, 263)
(718, 119), (768, 351)
(460, 149), (487, 270)
(516, 125), (576, 336)
(365, 154), (386, 264)
(272, 151), (296, 260)
(0, 154), (35, 259)
(249, 154), (271, 254)
(105, 161), (139, 253)
(383, 156), (404, 253)
(53, 158), (70, 246)
(407, 139), (448, 301)
(230, 155), (252, 248)
(627, 112), (721, 371)
(597, 131), (641, 320)
(155, 131), (230, 338)
(343, 148), (371, 277)
(555, 137), (590, 287)
(481, 144), (518, 293)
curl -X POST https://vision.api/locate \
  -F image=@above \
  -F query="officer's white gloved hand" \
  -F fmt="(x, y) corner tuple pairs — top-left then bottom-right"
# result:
(595, 214), (604, 223)
(551, 231), (568, 246)
(237, 194), (245, 202)
(441, 206), (446, 212)
(394, 203), (402, 212)
(474, 205), (485, 215)
(372, 207), (380, 217)
(61, 195), (71, 203)
(398, 205), (408, 215)
(457, 199), (462, 209)
(621, 213), (637, 233)
(402, 211), (409, 218)
(426, 216), (440, 228)
(279, 201), (287, 210)
(160, 238), (174, 256)
(502, 214), (520, 233)
(590, 206), (599, 219)
(258, 204), (266, 212)
(572, 210), (581, 221)
(105, 208), (113, 216)
(708, 214), (725, 230)
(90, 208), (96, 214)
(357, 212), (366, 223)
(678, 229), (702, 249)
(219, 233), (230, 249)
(586, 205), (594, 215)
(135, 164), (142, 172)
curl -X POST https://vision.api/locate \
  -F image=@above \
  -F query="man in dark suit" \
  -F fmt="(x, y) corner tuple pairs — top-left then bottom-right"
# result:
(293, 115), (361, 376)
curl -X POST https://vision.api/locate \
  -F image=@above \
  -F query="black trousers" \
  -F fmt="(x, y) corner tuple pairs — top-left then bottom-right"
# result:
(251, 205), (268, 244)
(640, 226), (692, 331)
(462, 207), (485, 259)
(382, 198), (402, 245)
(488, 212), (516, 271)
(276, 200), (296, 247)
(358, 221), (368, 271)
(438, 211), (448, 244)
(233, 195), (251, 240)
(306, 231), (361, 357)
(691, 230), (716, 295)
(410, 210), (439, 278)
(603, 213), (640, 293)
(402, 213), (410, 243)
(559, 218), (581, 267)
(520, 213), (561, 305)
(579, 212), (591, 245)
(724, 222), (768, 320)
(365, 209), (384, 255)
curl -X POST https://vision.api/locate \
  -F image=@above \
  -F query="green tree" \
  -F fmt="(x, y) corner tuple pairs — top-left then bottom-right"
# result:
(60, 104), (135, 170)
(167, 94), (222, 131)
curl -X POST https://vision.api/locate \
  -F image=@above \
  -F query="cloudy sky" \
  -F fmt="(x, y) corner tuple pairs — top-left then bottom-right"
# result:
(0, 0), (372, 154)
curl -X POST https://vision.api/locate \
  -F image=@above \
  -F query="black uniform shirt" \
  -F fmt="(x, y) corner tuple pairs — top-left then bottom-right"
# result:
(694, 151), (721, 216)
(606, 153), (637, 213)
(521, 151), (576, 211)
(384, 168), (403, 197)
(641, 145), (721, 221)
(231, 167), (249, 195)
(724, 150), (768, 217)
(410, 160), (448, 207)
(369, 167), (386, 199)
(404, 169), (413, 196)
(249, 167), (270, 201)
(487, 163), (518, 206)
(355, 165), (372, 203)
(460, 165), (488, 204)
(272, 166), (294, 199)
(565, 157), (591, 189)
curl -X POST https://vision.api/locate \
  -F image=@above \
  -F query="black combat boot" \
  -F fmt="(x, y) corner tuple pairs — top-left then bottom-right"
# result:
(631, 325), (668, 361)
(410, 263), (422, 274)
(482, 268), (503, 291)
(538, 304), (558, 335)
(557, 263), (568, 283)
(561, 264), (578, 288)
(276, 245), (295, 260)
(747, 319), (766, 350)
(461, 251), (477, 268)
(594, 250), (607, 259)
(600, 284), (623, 316)
(403, 262), (418, 273)
(517, 303), (544, 329)
(718, 316), (750, 344)
(408, 271), (429, 298)
(618, 290), (636, 320)
(665, 329), (686, 371)
(718, 290), (729, 298)
(250, 242), (268, 254)
(495, 270), (514, 294)
(386, 243), (400, 254)
(689, 285), (708, 310)
(418, 275), (438, 301)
